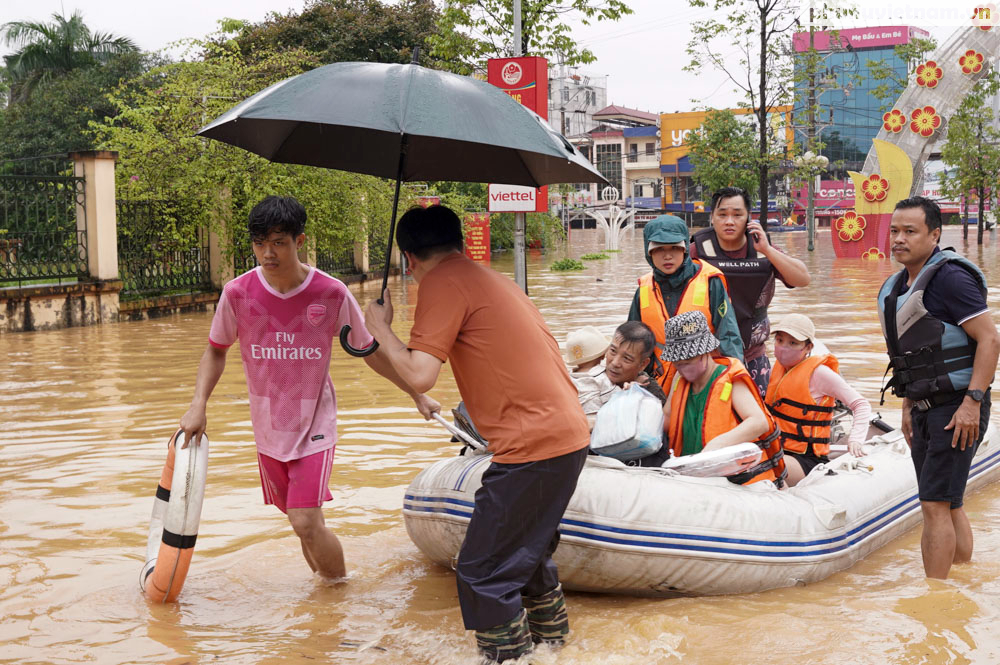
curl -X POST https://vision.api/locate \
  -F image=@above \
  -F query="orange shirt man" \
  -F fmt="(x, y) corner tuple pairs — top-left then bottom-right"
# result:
(364, 205), (589, 664)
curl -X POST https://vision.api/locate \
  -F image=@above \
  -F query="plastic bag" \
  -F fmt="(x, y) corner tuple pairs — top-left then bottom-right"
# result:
(590, 383), (664, 461)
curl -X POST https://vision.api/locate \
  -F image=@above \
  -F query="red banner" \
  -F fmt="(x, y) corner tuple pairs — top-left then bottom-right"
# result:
(464, 213), (491, 263)
(416, 196), (441, 208)
(487, 56), (548, 213)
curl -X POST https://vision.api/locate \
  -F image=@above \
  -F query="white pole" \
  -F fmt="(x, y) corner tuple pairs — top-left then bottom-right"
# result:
(513, 0), (527, 292)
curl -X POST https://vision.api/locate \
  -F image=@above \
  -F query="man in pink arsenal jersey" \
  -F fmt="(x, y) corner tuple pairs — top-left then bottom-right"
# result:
(179, 196), (437, 580)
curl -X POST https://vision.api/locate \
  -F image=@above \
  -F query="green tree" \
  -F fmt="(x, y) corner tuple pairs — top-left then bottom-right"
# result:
(939, 75), (1000, 245)
(92, 38), (396, 259)
(230, 0), (453, 69)
(0, 52), (151, 158)
(1, 10), (138, 102)
(686, 110), (767, 199)
(865, 37), (937, 112)
(685, 0), (798, 214)
(429, 0), (633, 75)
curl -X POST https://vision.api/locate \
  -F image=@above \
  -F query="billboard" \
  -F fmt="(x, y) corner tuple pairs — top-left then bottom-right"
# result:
(487, 56), (548, 213)
(792, 25), (927, 53)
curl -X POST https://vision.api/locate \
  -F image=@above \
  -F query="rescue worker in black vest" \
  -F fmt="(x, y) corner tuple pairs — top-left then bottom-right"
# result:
(628, 214), (742, 390)
(690, 187), (811, 397)
(877, 196), (999, 580)
(765, 313), (872, 487)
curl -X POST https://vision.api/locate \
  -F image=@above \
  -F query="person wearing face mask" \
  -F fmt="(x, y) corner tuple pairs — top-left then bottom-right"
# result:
(628, 214), (743, 390)
(690, 187), (811, 398)
(765, 314), (872, 487)
(637, 311), (785, 486)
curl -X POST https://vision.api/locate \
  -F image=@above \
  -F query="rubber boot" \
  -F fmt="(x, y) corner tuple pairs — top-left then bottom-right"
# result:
(522, 583), (569, 645)
(474, 608), (533, 664)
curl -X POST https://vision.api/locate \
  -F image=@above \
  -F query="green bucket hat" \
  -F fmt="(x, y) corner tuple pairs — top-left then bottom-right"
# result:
(642, 215), (689, 253)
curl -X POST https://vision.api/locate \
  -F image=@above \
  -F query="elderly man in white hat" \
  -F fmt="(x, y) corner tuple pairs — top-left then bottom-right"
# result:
(637, 311), (786, 487)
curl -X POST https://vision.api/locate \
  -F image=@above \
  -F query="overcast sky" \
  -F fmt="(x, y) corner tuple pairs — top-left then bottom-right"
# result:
(0, 0), (966, 115)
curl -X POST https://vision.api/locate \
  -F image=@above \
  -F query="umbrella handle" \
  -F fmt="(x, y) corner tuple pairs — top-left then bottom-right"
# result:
(339, 325), (379, 357)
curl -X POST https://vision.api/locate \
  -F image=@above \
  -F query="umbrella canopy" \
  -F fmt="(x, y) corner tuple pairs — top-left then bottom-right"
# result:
(197, 61), (605, 188)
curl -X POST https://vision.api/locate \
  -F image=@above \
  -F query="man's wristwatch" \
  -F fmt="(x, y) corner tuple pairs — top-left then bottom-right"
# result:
(966, 389), (985, 403)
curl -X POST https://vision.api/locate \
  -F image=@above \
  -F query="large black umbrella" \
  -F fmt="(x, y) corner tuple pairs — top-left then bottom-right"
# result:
(198, 56), (606, 356)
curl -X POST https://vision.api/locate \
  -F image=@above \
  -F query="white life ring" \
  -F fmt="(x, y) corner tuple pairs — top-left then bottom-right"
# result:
(139, 429), (209, 602)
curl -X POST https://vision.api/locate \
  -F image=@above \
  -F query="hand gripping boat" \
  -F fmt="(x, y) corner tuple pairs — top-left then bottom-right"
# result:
(403, 422), (1000, 596)
(140, 429), (209, 602)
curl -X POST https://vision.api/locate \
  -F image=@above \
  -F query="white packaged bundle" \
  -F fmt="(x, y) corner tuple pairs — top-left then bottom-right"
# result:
(589, 383), (664, 461)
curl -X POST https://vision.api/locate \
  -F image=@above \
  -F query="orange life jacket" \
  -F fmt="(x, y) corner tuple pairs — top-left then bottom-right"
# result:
(765, 354), (839, 458)
(667, 357), (786, 487)
(637, 260), (727, 388)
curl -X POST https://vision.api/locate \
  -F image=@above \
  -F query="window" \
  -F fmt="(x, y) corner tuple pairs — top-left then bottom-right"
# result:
(595, 143), (622, 193)
(645, 142), (655, 156)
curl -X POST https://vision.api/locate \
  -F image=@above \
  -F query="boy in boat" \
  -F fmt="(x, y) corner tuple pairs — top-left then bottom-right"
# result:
(178, 196), (436, 580)
(567, 322), (665, 428)
(690, 187), (811, 397)
(627, 214), (742, 390)
(637, 311), (785, 486)
(363, 204), (590, 663)
(878, 196), (999, 579)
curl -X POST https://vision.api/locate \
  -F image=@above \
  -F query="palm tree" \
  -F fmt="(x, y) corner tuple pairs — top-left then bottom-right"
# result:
(1, 10), (138, 102)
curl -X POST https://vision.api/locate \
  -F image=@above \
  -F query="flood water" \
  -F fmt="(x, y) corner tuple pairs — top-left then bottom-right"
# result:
(2, 226), (1000, 665)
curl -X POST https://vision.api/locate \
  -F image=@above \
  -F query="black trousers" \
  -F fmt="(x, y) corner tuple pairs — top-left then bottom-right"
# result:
(455, 445), (589, 630)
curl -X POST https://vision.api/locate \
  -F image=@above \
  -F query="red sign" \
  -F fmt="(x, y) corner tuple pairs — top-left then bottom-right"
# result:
(487, 56), (548, 213)
(464, 213), (491, 263)
(416, 196), (441, 208)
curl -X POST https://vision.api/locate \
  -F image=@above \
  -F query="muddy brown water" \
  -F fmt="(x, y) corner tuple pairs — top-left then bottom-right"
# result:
(2, 227), (1000, 664)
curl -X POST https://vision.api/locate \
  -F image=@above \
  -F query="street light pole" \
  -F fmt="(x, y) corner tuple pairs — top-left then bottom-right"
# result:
(512, 0), (527, 292)
(806, 6), (817, 252)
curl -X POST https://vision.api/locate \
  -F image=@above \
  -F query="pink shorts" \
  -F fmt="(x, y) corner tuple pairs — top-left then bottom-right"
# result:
(257, 448), (335, 514)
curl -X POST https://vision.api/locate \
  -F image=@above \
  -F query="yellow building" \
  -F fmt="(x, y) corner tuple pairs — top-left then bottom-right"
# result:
(659, 107), (794, 211)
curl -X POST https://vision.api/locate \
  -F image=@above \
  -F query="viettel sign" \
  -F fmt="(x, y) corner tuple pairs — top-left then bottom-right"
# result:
(487, 56), (549, 213)
(488, 184), (544, 212)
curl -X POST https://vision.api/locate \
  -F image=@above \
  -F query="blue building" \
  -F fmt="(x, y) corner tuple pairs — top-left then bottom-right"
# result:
(793, 26), (930, 174)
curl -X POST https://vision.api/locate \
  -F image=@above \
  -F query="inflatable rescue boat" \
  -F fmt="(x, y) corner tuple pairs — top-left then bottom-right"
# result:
(403, 421), (1000, 596)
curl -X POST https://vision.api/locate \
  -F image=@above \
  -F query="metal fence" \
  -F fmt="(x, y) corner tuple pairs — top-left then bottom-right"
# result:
(316, 243), (358, 276)
(0, 155), (87, 287)
(117, 199), (213, 300)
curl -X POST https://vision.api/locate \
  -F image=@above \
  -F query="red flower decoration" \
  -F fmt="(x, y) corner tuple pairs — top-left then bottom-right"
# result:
(860, 174), (889, 202)
(910, 106), (941, 138)
(915, 61), (943, 87)
(960, 49), (985, 74)
(882, 109), (906, 133)
(835, 211), (867, 242)
(862, 248), (886, 261)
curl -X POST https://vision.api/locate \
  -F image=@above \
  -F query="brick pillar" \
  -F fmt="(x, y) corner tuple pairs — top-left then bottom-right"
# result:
(70, 151), (119, 280)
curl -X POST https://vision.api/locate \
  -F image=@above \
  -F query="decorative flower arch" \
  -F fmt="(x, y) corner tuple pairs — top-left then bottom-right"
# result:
(882, 109), (906, 133)
(915, 61), (943, 88)
(861, 174), (889, 202)
(910, 106), (941, 137)
(959, 49), (985, 74)
(835, 211), (867, 242)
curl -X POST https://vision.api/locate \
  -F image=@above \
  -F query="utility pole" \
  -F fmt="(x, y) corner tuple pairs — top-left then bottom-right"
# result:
(512, 0), (527, 293)
(806, 6), (817, 252)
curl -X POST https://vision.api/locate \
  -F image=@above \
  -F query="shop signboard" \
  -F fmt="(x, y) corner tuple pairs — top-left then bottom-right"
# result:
(487, 56), (548, 213)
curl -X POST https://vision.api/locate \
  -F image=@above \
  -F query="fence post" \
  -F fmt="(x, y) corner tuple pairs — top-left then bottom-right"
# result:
(208, 186), (234, 289)
(299, 236), (317, 267)
(70, 151), (119, 280)
(353, 234), (369, 274)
